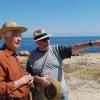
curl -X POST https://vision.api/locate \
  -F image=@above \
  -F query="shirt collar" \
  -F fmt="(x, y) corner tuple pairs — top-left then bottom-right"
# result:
(36, 47), (47, 53)
(1, 44), (17, 57)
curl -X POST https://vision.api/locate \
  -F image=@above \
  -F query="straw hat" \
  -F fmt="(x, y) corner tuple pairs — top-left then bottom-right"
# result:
(33, 29), (50, 41)
(41, 78), (61, 100)
(0, 21), (27, 39)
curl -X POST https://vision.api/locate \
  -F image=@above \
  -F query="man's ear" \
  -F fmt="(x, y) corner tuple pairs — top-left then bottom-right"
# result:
(2, 34), (8, 41)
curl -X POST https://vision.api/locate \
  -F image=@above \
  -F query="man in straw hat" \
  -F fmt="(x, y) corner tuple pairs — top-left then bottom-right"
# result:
(0, 21), (34, 100)
(26, 28), (100, 100)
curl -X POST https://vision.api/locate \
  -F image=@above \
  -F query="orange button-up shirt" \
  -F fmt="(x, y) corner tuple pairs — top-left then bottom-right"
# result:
(0, 45), (29, 98)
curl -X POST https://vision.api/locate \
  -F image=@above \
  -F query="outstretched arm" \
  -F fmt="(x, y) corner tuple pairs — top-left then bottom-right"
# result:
(92, 39), (100, 47)
(72, 39), (100, 52)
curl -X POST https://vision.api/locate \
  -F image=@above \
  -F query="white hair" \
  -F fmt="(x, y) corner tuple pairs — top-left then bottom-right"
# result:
(5, 31), (12, 37)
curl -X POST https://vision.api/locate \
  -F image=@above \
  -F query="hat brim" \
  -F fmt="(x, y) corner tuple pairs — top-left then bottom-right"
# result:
(34, 34), (50, 41)
(41, 78), (61, 100)
(0, 27), (27, 39)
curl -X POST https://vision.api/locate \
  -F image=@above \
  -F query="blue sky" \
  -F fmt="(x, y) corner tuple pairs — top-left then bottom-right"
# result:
(0, 0), (100, 37)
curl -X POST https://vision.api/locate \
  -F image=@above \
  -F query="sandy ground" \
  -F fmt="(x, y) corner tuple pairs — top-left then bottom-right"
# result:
(64, 53), (100, 100)
(66, 78), (100, 100)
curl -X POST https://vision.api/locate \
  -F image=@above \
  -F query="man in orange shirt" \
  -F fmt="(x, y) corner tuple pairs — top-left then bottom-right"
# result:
(0, 21), (34, 100)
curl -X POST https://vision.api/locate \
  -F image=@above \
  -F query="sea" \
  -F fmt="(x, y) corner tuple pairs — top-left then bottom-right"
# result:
(0, 36), (100, 53)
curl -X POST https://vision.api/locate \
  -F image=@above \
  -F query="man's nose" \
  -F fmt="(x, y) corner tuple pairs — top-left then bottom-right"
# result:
(17, 36), (22, 40)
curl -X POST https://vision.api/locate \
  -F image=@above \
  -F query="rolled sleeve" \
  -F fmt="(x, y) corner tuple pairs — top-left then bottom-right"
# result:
(58, 45), (72, 59)
(0, 65), (15, 96)
(6, 82), (15, 95)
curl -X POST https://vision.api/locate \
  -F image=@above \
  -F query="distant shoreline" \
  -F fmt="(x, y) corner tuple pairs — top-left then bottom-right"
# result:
(22, 36), (100, 38)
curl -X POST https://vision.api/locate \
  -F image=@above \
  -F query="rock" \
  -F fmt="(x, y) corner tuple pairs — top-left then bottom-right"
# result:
(17, 51), (30, 69)
(18, 51), (30, 56)
(72, 52), (82, 56)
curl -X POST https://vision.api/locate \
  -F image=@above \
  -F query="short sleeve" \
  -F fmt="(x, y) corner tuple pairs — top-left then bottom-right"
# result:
(57, 45), (72, 59)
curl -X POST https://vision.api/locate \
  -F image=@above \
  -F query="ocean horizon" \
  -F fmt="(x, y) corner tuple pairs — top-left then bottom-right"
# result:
(0, 36), (100, 53)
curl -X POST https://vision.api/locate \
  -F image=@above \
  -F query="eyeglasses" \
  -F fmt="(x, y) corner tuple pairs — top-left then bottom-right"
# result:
(40, 37), (49, 42)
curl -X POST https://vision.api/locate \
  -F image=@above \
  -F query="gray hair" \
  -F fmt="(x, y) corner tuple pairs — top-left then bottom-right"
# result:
(5, 31), (12, 37)
(2, 31), (13, 40)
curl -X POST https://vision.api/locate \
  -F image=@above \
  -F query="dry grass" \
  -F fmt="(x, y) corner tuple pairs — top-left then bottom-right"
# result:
(77, 67), (100, 80)
(63, 53), (100, 81)
(64, 64), (100, 81)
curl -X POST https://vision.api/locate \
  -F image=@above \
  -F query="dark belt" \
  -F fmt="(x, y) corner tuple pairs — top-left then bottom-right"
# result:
(0, 95), (30, 100)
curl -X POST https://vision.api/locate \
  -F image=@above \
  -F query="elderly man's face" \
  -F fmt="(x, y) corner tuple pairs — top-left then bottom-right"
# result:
(4, 30), (22, 50)
(36, 37), (50, 51)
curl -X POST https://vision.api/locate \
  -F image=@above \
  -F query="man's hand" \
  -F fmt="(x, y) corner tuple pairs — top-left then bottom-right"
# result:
(14, 74), (34, 90)
(20, 74), (34, 85)
(34, 76), (50, 87)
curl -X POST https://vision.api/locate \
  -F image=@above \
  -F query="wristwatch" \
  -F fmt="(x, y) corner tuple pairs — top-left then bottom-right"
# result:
(89, 41), (93, 46)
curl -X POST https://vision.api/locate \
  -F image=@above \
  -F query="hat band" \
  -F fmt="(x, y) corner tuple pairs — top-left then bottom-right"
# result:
(34, 33), (48, 40)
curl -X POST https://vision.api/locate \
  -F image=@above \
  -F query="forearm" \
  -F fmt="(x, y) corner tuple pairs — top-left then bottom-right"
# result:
(72, 41), (93, 52)
(0, 81), (15, 95)
(14, 79), (26, 91)
(0, 80), (27, 94)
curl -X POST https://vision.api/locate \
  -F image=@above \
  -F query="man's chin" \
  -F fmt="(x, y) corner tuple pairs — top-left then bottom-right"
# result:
(15, 44), (20, 49)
